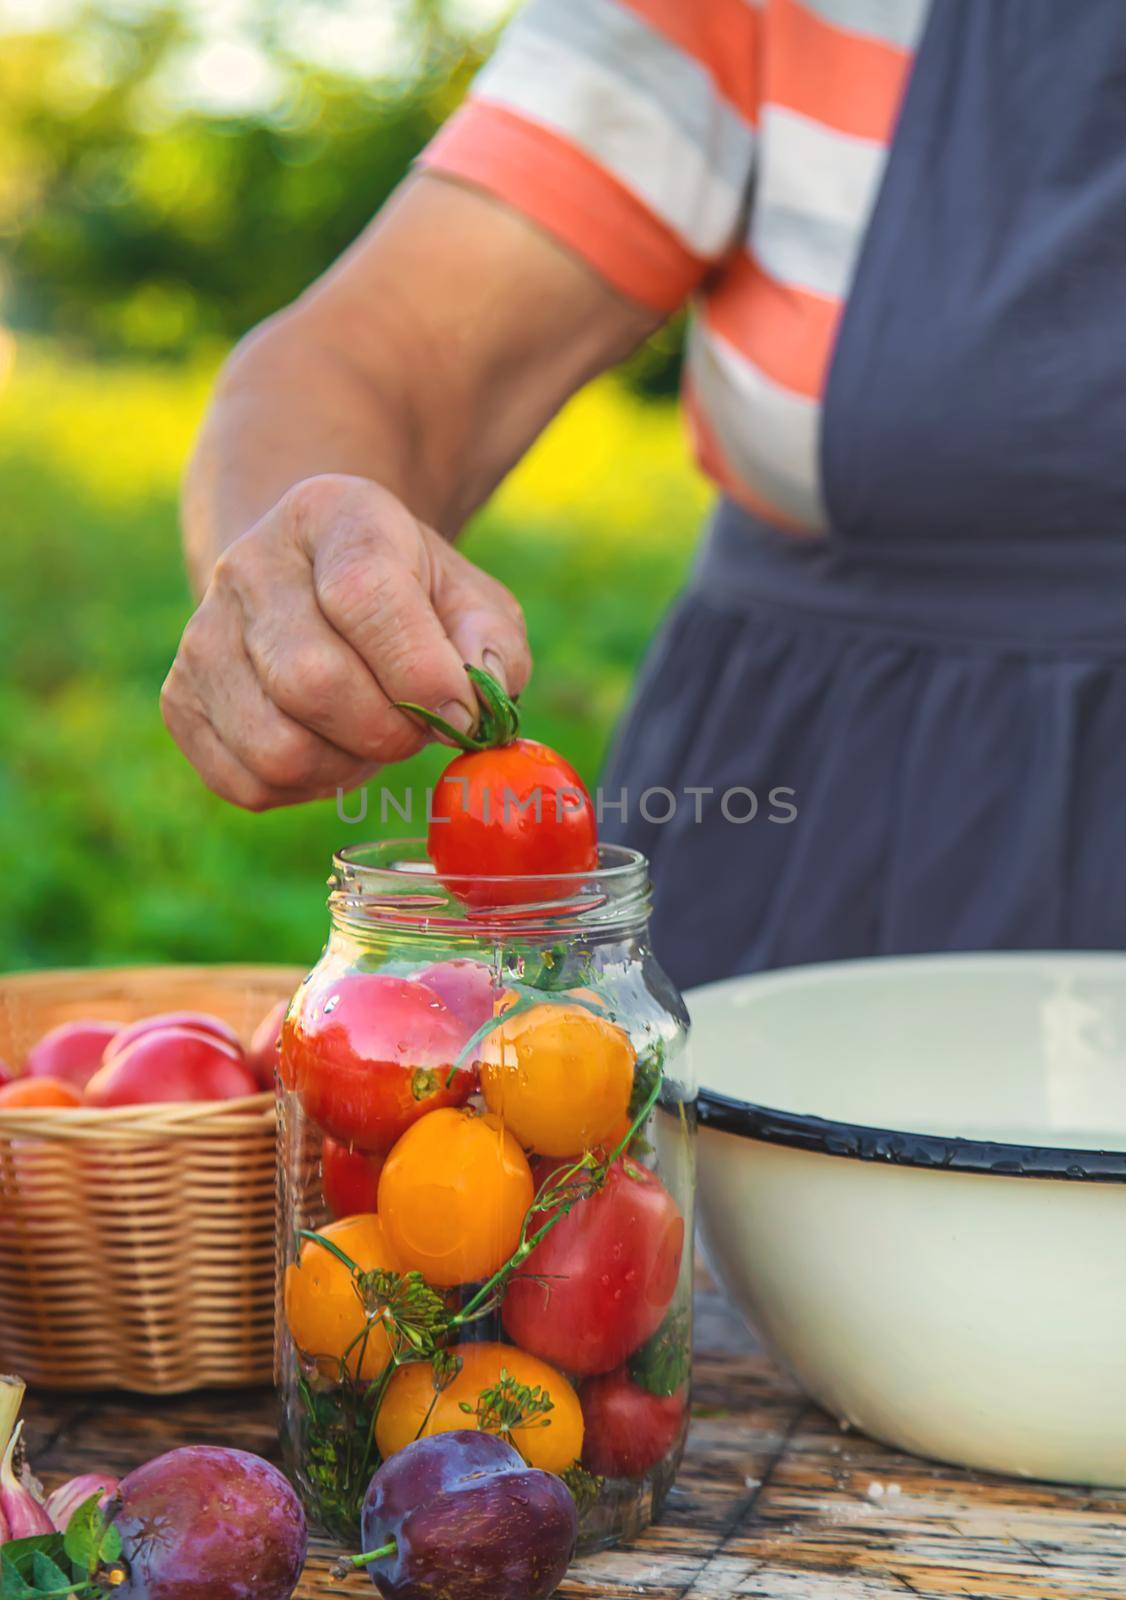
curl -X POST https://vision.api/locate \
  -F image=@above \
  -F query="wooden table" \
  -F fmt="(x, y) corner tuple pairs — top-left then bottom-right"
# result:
(22, 1278), (1126, 1599)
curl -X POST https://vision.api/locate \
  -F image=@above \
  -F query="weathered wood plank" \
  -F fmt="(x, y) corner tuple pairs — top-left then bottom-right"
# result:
(19, 1278), (1126, 1600)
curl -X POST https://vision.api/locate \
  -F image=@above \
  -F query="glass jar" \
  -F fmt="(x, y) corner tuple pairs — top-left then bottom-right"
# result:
(277, 840), (694, 1555)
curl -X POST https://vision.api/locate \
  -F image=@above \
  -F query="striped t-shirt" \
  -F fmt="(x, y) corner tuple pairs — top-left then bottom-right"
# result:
(421, 0), (931, 535)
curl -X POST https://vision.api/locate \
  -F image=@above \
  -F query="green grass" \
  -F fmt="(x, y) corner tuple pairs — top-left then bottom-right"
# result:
(0, 344), (709, 971)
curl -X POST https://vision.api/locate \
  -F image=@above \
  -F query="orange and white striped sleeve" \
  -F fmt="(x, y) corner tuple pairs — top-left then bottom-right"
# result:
(419, 0), (762, 315)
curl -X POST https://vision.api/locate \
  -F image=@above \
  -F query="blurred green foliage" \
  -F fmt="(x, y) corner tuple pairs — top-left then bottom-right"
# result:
(1, 5), (483, 356)
(0, 345), (706, 970)
(0, 2), (704, 973)
(0, 2), (683, 385)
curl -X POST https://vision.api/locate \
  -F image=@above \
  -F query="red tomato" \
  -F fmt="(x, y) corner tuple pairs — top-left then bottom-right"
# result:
(429, 741), (598, 905)
(283, 974), (476, 1154)
(85, 1027), (258, 1106)
(105, 1011), (241, 1064)
(247, 999), (288, 1090)
(25, 1020), (122, 1090)
(502, 1156), (685, 1376)
(321, 1135), (384, 1219)
(0, 1059), (12, 1089)
(580, 1368), (687, 1479)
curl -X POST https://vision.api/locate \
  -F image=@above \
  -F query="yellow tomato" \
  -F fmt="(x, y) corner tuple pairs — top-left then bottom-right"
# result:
(378, 1107), (533, 1287)
(283, 1212), (398, 1381)
(480, 1002), (635, 1157)
(375, 1342), (583, 1473)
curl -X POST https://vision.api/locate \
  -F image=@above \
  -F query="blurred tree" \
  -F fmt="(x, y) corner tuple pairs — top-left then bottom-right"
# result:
(0, 4), (483, 354)
(0, 0), (683, 385)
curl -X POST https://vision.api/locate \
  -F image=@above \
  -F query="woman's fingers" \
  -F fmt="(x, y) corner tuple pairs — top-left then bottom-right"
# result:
(160, 693), (301, 813)
(292, 476), (479, 735)
(162, 595), (379, 807)
(224, 535), (427, 764)
(162, 472), (533, 809)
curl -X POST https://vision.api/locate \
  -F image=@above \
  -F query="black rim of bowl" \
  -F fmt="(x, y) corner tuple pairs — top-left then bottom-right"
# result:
(697, 1089), (1126, 1182)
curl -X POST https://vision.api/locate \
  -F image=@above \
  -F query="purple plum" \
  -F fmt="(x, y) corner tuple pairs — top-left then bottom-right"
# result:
(415, 960), (496, 1034)
(111, 1446), (306, 1600)
(358, 1431), (577, 1599)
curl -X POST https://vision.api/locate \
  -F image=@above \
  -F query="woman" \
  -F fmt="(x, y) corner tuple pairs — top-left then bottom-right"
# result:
(163, 0), (1126, 990)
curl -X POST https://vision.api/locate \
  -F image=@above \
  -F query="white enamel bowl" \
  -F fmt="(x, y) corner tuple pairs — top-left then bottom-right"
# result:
(691, 953), (1126, 1485)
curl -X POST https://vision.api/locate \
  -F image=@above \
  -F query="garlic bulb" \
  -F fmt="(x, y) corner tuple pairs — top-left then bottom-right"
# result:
(44, 1472), (120, 1533)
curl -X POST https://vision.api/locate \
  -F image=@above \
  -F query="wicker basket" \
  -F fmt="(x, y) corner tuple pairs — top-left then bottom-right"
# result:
(0, 964), (303, 1394)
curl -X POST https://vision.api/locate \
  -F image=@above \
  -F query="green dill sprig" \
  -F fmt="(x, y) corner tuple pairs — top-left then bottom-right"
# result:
(560, 1463), (604, 1515)
(358, 1268), (450, 1361)
(460, 1369), (555, 1445)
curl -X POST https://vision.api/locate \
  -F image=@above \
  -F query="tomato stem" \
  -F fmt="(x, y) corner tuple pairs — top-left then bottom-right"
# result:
(394, 665), (520, 752)
(295, 1228), (361, 1275)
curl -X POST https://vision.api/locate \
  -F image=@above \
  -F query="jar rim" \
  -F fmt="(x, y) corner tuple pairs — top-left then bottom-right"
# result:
(328, 840), (651, 937)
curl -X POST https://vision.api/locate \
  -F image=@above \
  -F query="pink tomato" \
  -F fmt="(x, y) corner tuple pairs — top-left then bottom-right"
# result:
(104, 1010), (241, 1065)
(415, 959), (496, 1035)
(85, 1026), (258, 1107)
(248, 999), (288, 1090)
(25, 1020), (122, 1090)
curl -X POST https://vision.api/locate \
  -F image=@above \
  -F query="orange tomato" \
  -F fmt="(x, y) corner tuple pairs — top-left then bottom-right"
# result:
(480, 1003), (635, 1157)
(375, 1342), (583, 1474)
(0, 1077), (83, 1109)
(283, 1213), (399, 1381)
(378, 1107), (533, 1288)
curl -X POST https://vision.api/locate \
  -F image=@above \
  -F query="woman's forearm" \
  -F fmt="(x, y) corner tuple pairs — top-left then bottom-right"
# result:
(182, 176), (658, 596)
(183, 304), (453, 595)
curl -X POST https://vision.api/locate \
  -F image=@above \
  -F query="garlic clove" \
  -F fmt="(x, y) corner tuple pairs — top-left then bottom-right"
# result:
(1, 1420), (55, 1539)
(44, 1472), (121, 1533)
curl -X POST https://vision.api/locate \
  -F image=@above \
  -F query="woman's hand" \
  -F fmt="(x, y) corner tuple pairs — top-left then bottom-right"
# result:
(169, 173), (660, 810)
(160, 472), (530, 810)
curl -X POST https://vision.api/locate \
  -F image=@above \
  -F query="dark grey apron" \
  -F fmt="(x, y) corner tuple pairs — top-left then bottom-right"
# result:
(604, 0), (1126, 990)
